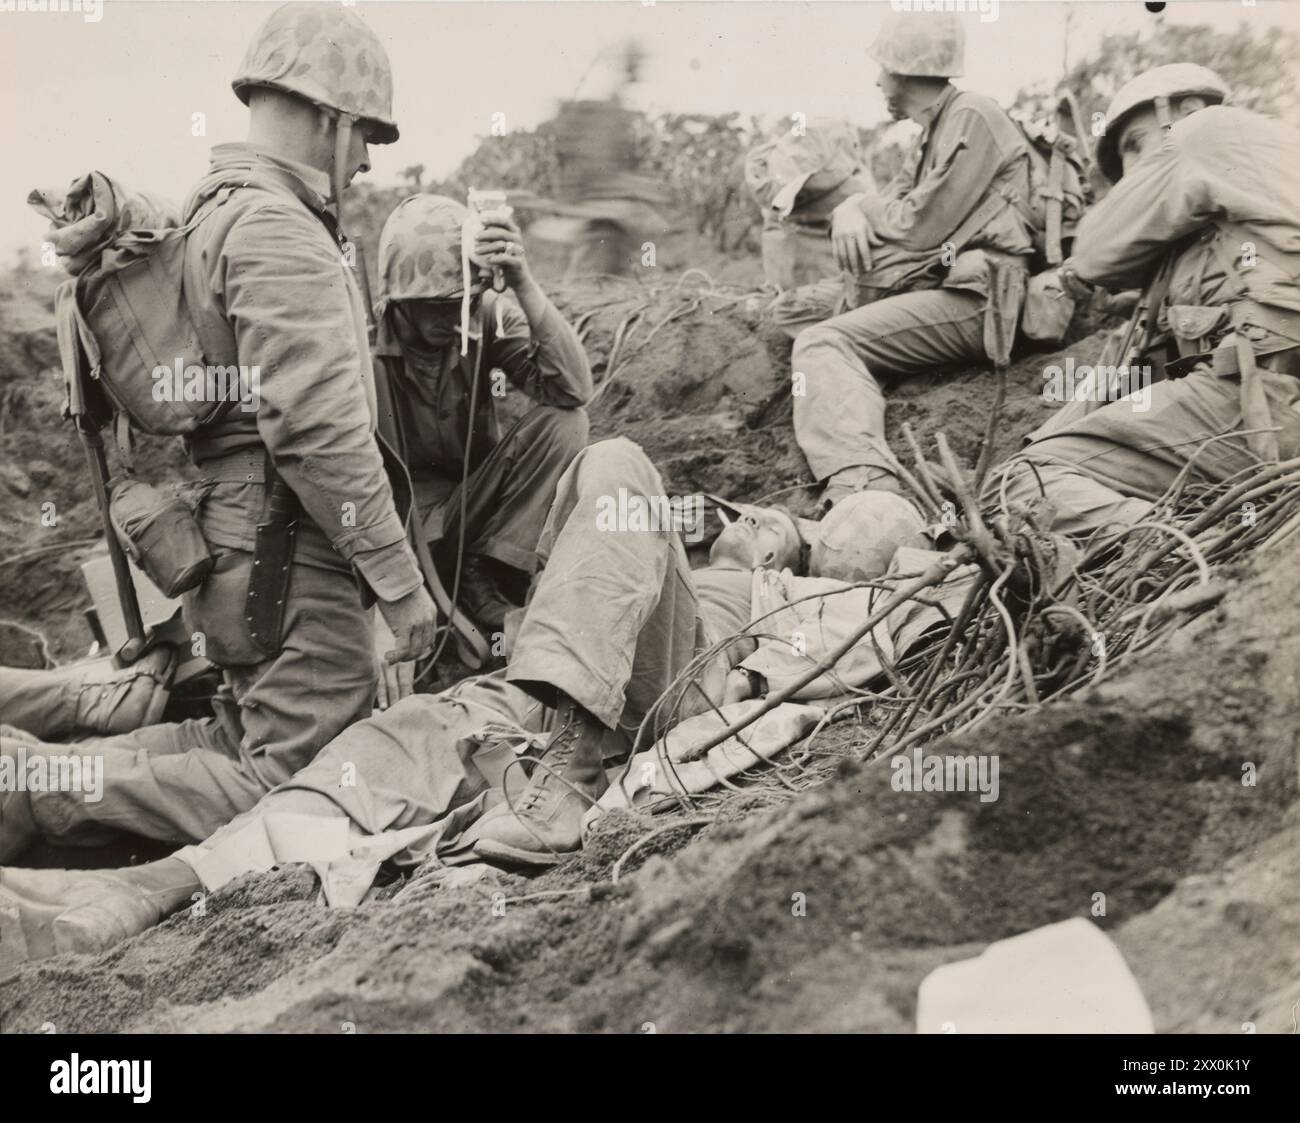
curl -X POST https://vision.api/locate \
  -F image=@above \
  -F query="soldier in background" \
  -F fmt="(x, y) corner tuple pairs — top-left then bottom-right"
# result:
(793, 12), (1036, 510)
(744, 119), (877, 337)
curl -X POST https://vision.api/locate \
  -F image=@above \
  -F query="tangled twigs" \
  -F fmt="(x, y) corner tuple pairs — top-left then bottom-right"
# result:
(661, 547), (974, 771)
(609, 427), (1297, 859)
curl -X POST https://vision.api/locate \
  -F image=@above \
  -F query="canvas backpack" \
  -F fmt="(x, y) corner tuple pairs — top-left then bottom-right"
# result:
(1006, 112), (1091, 267)
(57, 185), (246, 438)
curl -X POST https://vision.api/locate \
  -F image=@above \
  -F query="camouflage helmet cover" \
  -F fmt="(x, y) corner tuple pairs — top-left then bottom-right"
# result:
(753, 119), (867, 215)
(1095, 63), (1229, 183)
(233, 2), (399, 144)
(867, 11), (965, 78)
(378, 194), (477, 304)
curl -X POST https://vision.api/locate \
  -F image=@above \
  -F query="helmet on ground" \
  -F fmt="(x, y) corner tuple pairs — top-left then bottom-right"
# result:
(867, 11), (964, 78)
(810, 491), (928, 582)
(377, 194), (477, 305)
(233, 1), (399, 144)
(1095, 63), (1228, 183)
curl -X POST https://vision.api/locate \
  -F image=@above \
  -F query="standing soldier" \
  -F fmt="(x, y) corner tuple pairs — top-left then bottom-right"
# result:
(1002, 66), (1300, 536)
(792, 11), (1036, 509)
(372, 193), (591, 677)
(0, 2), (435, 859)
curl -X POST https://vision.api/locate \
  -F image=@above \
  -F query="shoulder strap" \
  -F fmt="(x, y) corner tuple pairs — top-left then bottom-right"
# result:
(947, 190), (1016, 257)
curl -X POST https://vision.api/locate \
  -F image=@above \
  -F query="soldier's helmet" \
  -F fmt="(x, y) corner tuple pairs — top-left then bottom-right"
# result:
(1096, 63), (1229, 183)
(377, 194), (479, 306)
(810, 491), (929, 583)
(232, 2), (399, 144)
(746, 119), (869, 215)
(867, 11), (965, 78)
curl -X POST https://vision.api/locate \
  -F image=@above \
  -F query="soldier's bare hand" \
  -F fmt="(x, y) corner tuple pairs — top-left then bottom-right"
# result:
(372, 611), (415, 709)
(830, 197), (872, 275)
(377, 584), (436, 665)
(474, 210), (531, 289)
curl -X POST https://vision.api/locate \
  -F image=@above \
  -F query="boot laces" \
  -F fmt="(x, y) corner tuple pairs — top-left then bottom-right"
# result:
(519, 718), (578, 813)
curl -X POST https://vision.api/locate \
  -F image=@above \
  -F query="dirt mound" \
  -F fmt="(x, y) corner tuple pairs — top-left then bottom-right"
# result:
(558, 276), (1109, 514)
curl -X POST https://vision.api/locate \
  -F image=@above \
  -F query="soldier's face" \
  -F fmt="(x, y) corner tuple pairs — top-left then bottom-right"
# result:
(343, 126), (372, 185)
(1116, 108), (1160, 177)
(391, 299), (467, 352)
(710, 505), (802, 571)
(1116, 96), (1209, 178)
(877, 71), (908, 121)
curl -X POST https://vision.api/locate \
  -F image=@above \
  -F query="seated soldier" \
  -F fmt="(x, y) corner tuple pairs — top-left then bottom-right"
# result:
(997, 65), (1300, 536)
(374, 193), (591, 644)
(792, 12), (1036, 510)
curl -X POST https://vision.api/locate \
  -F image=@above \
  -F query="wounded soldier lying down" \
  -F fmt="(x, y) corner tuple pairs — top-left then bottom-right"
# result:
(0, 439), (964, 966)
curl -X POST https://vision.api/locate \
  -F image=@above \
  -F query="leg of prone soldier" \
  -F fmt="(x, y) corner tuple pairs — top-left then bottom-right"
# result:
(0, 648), (174, 743)
(0, 441), (808, 963)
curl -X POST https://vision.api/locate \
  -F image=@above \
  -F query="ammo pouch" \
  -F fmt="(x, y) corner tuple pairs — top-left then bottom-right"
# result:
(1021, 270), (1075, 343)
(109, 475), (214, 597)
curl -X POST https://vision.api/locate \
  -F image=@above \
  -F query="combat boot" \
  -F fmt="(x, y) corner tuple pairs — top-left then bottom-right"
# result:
(0, 861), (196, 970)
(75, 644), (176, 736)
(471, 694), (609, 867)
(459, 554), (517, 633)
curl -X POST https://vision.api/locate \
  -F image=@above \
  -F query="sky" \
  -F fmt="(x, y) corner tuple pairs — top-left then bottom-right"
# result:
(1, 0), (1297, 261)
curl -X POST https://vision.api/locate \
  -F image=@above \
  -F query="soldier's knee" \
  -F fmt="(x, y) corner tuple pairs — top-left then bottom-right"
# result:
(791, 322), (840, 362)
(576, 437), (657, 492)
(522, 404), (590, 453)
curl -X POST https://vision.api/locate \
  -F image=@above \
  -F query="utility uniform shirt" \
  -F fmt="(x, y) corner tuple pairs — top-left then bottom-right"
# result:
(181, 143), (423, 602)
(854, 85), (1036, 304)
(1070, 105), (1300, 365)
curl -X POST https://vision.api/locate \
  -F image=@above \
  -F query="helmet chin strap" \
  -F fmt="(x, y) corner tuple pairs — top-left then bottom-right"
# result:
(330, 111), (356, 216)
(1153, 94), (1174, 152)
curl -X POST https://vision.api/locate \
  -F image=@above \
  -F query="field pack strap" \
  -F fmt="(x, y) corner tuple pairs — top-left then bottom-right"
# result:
(945, 189), (1016, 261)
(1193, 224), (1292, 463)
(1044, 146), (1066, 265)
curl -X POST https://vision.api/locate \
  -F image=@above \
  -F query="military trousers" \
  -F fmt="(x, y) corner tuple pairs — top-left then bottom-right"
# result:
(998, 362), (1300, 538)
(186, 438), (749, 854)
(791, 288), (986, 484)
(418, 404), (589, 576)
(7, 550), (373, 846)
